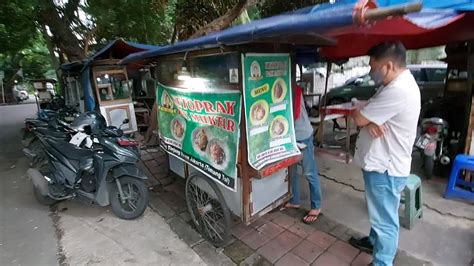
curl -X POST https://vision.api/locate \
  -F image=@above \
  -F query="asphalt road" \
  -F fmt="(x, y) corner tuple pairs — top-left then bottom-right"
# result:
(0, 103), (59, 266)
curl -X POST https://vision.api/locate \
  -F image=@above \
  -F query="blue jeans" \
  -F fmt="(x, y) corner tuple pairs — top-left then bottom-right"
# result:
(290, 136), (322, 209)
(363, 170), (407, 266)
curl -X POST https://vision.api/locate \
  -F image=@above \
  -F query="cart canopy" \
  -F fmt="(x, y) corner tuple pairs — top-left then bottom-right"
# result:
(121, 0), (474, 65)
(320, 3), (474, 60)
(120, 0), (383, 64)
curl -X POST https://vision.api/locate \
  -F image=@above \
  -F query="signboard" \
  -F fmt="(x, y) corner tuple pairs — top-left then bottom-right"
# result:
(157, 83), (242, 191)
(242, 53), (300, 170)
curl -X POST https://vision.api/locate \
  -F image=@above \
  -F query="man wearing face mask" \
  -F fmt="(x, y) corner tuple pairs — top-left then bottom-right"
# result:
(348, 42), (420, 266)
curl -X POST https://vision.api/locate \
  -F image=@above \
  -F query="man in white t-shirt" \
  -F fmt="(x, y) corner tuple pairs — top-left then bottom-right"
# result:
(349, 42), (420, 266)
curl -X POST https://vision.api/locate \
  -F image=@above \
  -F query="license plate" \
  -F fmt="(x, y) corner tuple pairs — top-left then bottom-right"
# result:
(415, 134), (431, 149)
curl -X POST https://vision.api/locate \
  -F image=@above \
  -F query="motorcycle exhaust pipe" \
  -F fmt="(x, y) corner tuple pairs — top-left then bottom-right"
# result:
(440, 156), (450, 165)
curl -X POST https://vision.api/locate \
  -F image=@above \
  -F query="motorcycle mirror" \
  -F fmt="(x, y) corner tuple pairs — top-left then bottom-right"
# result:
(122, 119), (129, 125)
(354, 78), (364, 86)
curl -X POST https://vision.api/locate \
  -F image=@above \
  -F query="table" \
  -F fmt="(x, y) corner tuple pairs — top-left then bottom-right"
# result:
(310, 103), (361, 163)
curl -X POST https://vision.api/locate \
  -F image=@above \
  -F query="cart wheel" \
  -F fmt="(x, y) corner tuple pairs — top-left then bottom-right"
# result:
(185, 173), (231, 247)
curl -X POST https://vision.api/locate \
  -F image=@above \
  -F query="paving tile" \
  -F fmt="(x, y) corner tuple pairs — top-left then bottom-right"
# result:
(148, 193), (176, 219)
(241, 229), (271, 250)
(193, 241), (235, 266)
(178, 211), (192, 222)
(147, 165), (162, 175)
(165, 182), (185, 199)
(272, 213), (297, 229)
(256, 221), (285, 239)
(167, 216), (203, 247)
(288, 222), (316, 239)
(140, 153), (153, 161)
(257, 240), (288, 263)
(250, 218), (267, 229)
(239, 253), (272, 266)
(159, 191), (187, 213)
(144, 159), (159, 169)
(327, 240), (360, 263)
(275, 252), (309, 266)
(223, 240), (255, 264)
(307, 214), (338, 233)
(158, 177), (174, 186)
(257, 231), (302, 263)
(232, 222), (254, 240)
(394, 250), (431, 266)
(312, 252), (349, 266)
(351, 252), (372, 266)
(306, 230), (337, 250)
(274, 231), (303, 251)
(292, 240), (324, 264)
(329, 224), (349, 240)
(262, 210), (282, 221)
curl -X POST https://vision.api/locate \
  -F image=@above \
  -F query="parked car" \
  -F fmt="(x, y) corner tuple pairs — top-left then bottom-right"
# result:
(13, 88), (30, 102)
(321, 64), (447, 106)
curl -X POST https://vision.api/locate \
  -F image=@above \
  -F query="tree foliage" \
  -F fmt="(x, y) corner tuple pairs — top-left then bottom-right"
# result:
(85, 0), (175, 47)
(0, 1), (38, 56)
(174, 0), (238, 40)
(258, 0), (329, 18)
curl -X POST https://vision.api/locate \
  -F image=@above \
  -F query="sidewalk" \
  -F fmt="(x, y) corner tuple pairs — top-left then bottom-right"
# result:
(53, 196), (205, 265)
(141, 148), (431, 266)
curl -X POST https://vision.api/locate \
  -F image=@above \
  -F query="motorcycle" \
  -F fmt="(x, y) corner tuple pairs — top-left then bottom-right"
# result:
(414, 117), (450, 178)
(26, 112), (148, 220)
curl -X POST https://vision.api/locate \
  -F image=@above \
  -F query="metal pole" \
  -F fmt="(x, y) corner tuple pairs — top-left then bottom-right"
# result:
(316, 62), (332, 146)
(1, 81), (4, 104)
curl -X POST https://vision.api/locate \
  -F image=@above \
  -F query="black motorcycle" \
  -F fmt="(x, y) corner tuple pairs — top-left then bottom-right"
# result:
(27, 112), (148, 220)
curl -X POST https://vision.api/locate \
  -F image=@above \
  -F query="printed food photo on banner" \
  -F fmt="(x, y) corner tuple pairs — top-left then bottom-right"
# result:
(156, 83), (242, 191)
(242, 53), (300, 170)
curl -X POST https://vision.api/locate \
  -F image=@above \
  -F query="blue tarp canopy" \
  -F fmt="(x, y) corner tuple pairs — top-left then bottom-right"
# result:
(121, 0), (474, 65)
(60, 39), (161, 110)
(119, 1), (371, 64)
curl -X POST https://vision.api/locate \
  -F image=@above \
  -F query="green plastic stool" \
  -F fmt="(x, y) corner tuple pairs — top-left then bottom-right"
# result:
(399, 174), (423, 230)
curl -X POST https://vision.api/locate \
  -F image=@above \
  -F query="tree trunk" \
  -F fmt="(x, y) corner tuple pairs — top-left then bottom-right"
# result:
(189, 0), (248, 39)
(40, 25), (61, 81)
(144, 101), (158, 144)
(37, 0), (85, 61)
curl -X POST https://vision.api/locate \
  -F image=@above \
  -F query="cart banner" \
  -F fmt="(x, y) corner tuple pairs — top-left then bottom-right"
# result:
(242, 53), (300, 170)
(157, 83), (242, 191)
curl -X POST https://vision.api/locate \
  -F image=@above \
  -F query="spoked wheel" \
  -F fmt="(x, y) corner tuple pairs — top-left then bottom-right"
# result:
(110, 176), (149, 220)
(185, 173), (231, 247)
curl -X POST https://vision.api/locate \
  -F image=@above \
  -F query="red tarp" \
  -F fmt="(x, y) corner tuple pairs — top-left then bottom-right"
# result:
(321, 12), (474, 60)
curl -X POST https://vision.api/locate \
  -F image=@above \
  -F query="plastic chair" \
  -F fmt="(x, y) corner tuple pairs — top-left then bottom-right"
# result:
(444, 154), (474, 201)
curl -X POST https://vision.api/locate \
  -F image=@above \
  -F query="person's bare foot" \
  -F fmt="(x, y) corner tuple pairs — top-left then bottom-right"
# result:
(302, 209), (321, 224)
(280, 202), (300, 211)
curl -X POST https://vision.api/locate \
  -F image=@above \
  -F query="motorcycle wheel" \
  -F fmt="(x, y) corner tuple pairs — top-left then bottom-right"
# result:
(33, 184), (57, 206)
(424, 155), (434, 179)
(110, 176), (149, 220)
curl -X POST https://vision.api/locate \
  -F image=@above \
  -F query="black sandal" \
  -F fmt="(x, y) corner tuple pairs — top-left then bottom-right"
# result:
(302, 212), (321, 224)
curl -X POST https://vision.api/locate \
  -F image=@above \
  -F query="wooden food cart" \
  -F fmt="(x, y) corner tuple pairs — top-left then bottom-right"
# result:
(32, 78), (56, 109)
(120, 0), (420, 247)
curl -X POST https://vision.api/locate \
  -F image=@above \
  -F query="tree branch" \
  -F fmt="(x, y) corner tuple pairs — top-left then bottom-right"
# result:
(189, 0), (248, 39)
(65, 0), (81, 21)
(83, 26), (98, 55)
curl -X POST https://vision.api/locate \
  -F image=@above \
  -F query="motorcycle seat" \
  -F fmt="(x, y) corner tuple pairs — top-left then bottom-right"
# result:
(36, 128), (66, 139)
(49, 139), (94, 160)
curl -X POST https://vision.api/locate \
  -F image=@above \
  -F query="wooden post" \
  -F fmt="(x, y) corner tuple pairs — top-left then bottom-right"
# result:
(463, 42), (474, 155)
(144, 101), (158, 144)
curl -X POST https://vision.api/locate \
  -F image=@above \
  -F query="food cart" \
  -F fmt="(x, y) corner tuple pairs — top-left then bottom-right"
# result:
(120, 0), (422, 246)
(59, 39), (161, 133)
